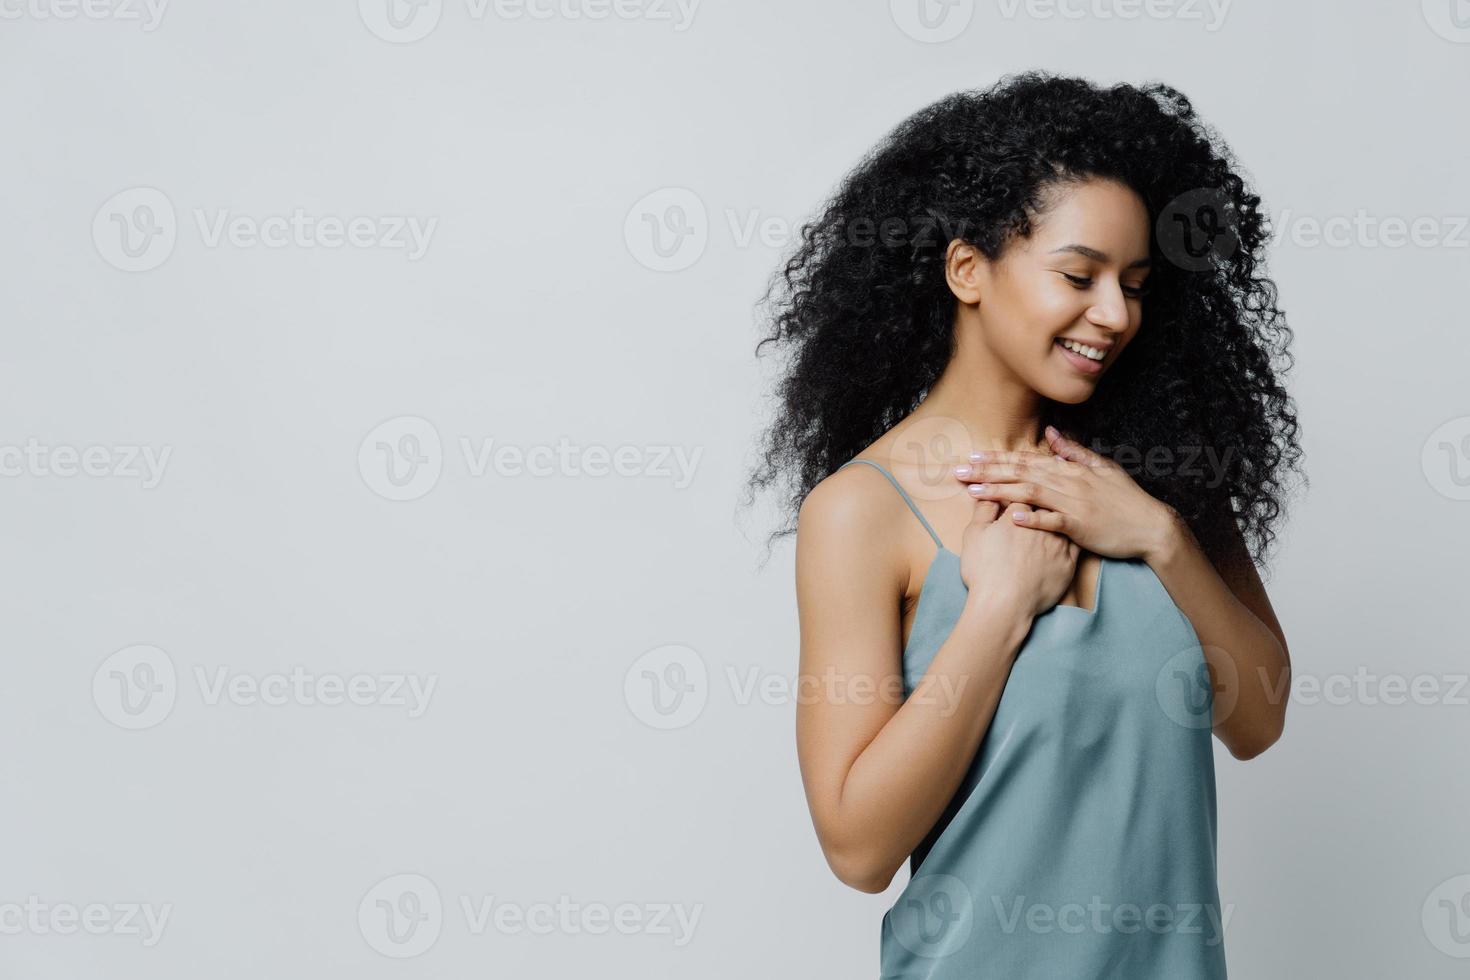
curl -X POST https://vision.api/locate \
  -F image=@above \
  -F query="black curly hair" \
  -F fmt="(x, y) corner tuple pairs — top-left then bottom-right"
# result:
(745, 70), (1304, 570)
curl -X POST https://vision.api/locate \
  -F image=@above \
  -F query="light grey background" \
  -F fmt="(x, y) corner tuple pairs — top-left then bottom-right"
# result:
(2, 1), (1467, 976)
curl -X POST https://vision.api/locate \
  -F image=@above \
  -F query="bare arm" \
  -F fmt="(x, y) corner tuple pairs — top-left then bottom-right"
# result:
(1145, 511), (1292, 760)
(794, 475), (1037, 893)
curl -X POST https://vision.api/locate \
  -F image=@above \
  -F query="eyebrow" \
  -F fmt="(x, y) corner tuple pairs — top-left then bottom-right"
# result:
(1049, 244), (1152, 269)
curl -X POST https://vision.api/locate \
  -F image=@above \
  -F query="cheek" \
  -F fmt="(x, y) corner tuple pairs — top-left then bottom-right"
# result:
(1021, 283), (1087, 337)
(993, 274), (1077, 328)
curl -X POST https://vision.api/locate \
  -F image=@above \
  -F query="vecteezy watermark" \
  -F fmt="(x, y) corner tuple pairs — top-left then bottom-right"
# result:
(624, 644), (708, 730)
(889, 874), (975, 958)
(1423, 874), (1470, 958)
(459, 894), (702, 946)
(359, 874), (443, 958)
(357, 873), (703, 958)
(358, 416), (443, 502)
(886, 414), (977, 502)
(994, 0), (1232, 30)
(890, 0), (976, 43)
(0, 897), (173, 947)
(92, 645), (438, 730)
(1422, 416), (1470, 501)
(192, 209), (436, 259)
(0, 439), (171, 488)
(1257, 666), (1470, 708)
(1082, 439), (1236, 490)
(1422, 0), (1470, 43)
(92, 645), (177, 730)
(357, 416), (703, 502)
(623, 646), (972, 730)
(1156, 188), (1241, 273)
(357, 0), (700, 43)
(624, 187), (708, 272)
(1156, 644), (1234, 730)
(0, 0), (168, 30)
(92, 187), (438, 272)
(891, 0), (1231, 41)
(724, 665), (968, 714)
(192, 666), (436, 716)
(990, 895), (1233, 947)
(1269, 209), (1470, 250)
(92, 187), (176, 272)
(357, 0), (443, 41)
(625, 193), (1002, 273)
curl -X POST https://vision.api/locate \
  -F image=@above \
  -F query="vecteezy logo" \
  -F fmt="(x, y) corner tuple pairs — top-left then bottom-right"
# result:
(891, 414), (974, 502)
(623, 188), (708, 272)
(359, 873), (443, 958)
(889, 0), (974, 43)
(1155, 644), (1236, 730)
(889, 873), (974, 958)
(358, 416), (443, 501)
(1422, 416), (1470, 500)
(93, 187), (177, 272)
(1156, 188), (1240, 273)
(1423, 874), (1470, 957)
(624, 644), (708, 730)
(1423, 0), (1470, 42)
(358, 0), (442, 42)
(93, 644), (178, 730)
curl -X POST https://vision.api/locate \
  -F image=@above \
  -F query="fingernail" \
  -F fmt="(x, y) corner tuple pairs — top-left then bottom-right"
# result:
(969, 451), (988, 462)
(1012, 511), (1026, 521)
(969, 483), (988, 495)
(954, 464), (971, 478)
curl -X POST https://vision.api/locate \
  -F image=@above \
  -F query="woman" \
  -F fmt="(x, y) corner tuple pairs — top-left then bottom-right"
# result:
(747, 72), (1302, 977)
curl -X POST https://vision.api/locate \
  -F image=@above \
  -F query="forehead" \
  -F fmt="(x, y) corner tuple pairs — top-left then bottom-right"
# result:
(1025, 178), (1151, 256)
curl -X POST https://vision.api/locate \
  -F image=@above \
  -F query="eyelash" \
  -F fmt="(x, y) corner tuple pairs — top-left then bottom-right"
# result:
(1061, 273), (1150, 298)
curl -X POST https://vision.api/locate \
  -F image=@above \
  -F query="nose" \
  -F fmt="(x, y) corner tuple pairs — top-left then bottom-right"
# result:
(1085, 281), (1130, 331)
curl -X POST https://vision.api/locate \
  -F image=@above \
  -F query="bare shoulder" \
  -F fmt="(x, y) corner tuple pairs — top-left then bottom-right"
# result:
(799, 462), (886, 538)
(796, 461), (908, 592)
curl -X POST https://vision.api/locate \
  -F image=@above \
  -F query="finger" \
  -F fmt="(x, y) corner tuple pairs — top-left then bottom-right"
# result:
(966, 464), (1069, 489)
(1044, 425), (1108, 468)
(1011, 507), (1071, 535)
(955, 460), (1031, 484)
(968, 480), (1060, 512)
(969, 497), (1002, 523)
(961, 451), (1057, 472)
(958, 455), (1083, 486)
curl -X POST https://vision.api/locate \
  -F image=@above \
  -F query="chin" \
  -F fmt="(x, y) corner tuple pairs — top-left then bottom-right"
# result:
(1036, 378), (1099, 405)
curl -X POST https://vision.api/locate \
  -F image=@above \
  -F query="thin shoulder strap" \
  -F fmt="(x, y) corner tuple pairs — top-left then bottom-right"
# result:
(837, 459), (944, 550)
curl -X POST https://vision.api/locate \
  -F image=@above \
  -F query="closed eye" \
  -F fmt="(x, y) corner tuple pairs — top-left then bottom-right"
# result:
(1060, 272), (1150, 298)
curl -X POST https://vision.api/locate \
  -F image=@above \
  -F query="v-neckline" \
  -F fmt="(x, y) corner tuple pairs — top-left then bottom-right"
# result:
(900, 548), (1106, 655)
(930, 546), (1106, 616)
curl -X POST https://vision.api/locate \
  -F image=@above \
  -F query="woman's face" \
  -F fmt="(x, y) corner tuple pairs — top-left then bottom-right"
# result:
(961, 177), (1152, 405)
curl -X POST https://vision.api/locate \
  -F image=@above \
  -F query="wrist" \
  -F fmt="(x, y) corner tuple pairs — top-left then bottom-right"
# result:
(1142, 504), (1188, 566)
(961, 588), (1034, 636)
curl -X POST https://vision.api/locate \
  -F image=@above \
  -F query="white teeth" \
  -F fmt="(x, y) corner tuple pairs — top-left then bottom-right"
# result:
(1060, 339), (1105, 361)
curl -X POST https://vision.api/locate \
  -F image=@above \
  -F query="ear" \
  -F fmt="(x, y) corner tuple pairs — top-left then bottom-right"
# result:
(944, 239), (986, 305)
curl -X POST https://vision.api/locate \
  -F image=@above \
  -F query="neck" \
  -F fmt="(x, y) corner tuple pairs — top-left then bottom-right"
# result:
(909, 310), (1050, 455)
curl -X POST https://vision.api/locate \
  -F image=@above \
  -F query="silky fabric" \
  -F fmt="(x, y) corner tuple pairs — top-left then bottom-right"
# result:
(836, 459), (1227, 979)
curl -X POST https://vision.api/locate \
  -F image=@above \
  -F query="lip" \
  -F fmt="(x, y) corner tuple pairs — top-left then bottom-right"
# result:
(1055, 338), (1106, 375)
(1057, 337), (1114, 352)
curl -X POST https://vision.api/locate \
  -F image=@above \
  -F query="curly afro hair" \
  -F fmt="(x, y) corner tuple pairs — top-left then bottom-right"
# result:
(745, 70), (1304, 570)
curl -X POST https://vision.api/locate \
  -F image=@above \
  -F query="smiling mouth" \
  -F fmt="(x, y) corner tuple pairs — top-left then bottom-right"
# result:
(1055, 338), (1106, 375)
